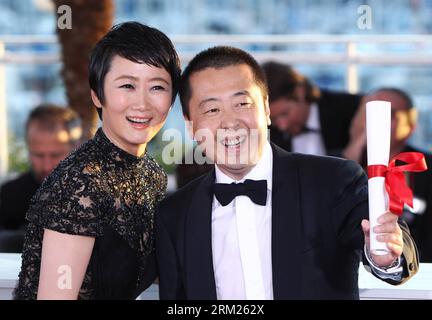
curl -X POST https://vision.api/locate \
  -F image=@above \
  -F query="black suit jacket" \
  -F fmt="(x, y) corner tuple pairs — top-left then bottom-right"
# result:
(0, 171), (40, 230)
(270, 90), (362, 156)
(156, 144), (418, 300)
(400, 145), (432, 262)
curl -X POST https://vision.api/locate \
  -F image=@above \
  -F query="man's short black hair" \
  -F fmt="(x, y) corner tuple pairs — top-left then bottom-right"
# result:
(89, 21), (181, 119)
(179, 46), (268, 119)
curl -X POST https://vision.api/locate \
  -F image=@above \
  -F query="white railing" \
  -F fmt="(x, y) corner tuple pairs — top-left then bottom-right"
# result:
(1, 34), (432, 176)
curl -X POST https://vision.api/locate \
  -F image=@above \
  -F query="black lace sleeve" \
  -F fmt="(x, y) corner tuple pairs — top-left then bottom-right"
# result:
(26, 164), (104, 237)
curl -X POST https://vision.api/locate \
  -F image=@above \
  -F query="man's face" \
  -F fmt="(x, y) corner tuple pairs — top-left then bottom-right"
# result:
(27, 123), (75, 183)
(186, 64), (271, 180)
(269, 86), (310, 136)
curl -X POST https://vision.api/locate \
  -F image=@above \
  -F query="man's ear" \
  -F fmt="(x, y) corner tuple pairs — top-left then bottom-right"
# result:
(264, 96), (271, 126)
(91, 90), (103, 109)
(406, 108), (417, 139)
(396, 108), (417, 140)
(184, 118), (195, 140)
(408, 108), (418, 131)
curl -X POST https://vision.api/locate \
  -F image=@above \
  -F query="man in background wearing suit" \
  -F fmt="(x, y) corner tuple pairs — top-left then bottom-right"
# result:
(343, 87), (432, 262)
(156, 46), (418, 300)
(262, 61), (362, 156)
(0, 104), (82, 252)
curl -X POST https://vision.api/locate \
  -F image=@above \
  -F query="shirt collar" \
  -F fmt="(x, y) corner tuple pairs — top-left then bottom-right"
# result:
(305, 102), (321, 131)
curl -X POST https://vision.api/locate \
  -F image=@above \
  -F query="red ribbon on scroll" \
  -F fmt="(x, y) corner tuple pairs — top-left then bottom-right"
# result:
(367, 152), (428, 215)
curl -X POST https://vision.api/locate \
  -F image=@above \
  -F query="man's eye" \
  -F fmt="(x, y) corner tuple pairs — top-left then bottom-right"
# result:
(239, 102), (252, 107)
(151, 85), (166, 91)
(205, 108), (219, 114)
(120, 84), (134, 89)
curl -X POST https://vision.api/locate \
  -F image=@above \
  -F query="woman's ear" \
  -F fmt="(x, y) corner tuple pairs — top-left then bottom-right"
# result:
(91, 90), (103, 109)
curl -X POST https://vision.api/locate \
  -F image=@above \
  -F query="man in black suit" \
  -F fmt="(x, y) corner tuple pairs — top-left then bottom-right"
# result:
(0, 104), (82, 252)
(343, 87), (432, 262)
(156, 46), (418, 300)
(262, 61), (362, 156)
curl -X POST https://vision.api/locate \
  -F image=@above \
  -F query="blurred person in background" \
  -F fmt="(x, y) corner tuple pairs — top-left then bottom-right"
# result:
(262, 61), (362, 156)
(343, 87), (432, 262)
(0, 104), (82, 252)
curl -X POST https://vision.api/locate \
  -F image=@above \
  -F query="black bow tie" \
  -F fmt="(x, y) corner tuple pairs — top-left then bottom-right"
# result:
(213, 179), (267, 206)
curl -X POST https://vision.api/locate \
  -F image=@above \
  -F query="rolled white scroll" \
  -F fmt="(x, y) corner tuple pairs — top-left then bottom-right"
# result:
(366, 100), (391, 255)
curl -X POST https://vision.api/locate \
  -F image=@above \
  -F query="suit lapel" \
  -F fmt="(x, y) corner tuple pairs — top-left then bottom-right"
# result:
(184, 170), (217, 299)
(317, 101), (332, 153)
(271, 143), (303, 299)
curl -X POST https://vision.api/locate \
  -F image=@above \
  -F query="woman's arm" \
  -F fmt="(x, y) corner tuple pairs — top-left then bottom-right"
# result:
(37, 229), (95, 300)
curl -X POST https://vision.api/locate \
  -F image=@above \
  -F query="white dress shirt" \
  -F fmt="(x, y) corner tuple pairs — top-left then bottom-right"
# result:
(292, 103), (326, 156)
(212, 141), (273, 300)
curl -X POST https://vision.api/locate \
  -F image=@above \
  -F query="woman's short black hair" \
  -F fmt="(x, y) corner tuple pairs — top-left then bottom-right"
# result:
(89, 21), (181, 119)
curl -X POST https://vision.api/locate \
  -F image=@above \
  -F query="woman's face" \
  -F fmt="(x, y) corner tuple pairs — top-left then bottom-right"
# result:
(91, 55), (173, 156)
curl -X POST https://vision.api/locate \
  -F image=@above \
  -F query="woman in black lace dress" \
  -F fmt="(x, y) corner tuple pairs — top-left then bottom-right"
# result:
(14, 22), (181, 299)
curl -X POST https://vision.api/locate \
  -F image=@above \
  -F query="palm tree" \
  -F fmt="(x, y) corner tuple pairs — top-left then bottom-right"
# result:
(53, 0), (114, 140)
